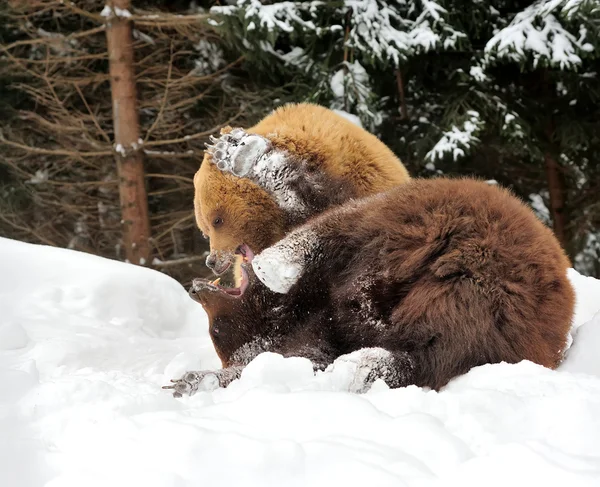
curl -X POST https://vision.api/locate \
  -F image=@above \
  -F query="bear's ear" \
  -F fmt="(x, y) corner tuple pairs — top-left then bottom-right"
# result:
(220, 125), (233, 135)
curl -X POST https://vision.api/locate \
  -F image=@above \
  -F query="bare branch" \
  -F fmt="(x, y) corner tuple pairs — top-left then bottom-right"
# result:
(144, 109), (245, 148)
(146, 173), (194, 183)
(152, 254), (208, 268)
(144, 41), (174, 143)
(2, 26), (106, 52)
(74, 84), (112, 144)
(0, 135), (112, 157)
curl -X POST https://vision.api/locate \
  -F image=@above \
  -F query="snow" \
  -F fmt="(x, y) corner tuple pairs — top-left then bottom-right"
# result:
(2, 236), (600, 487)
(426, 110), (483, 162)
(100, 5), (132, 19)
(501, 111), (525, 139)
(213, 0), (317, 34)
(213, 0), (467, 68)
(114, 143), (126, 157)
(345, 0), (466, 65)
(484, 1), (593, 70)
(575, 232), (600, 276)
(529, 192), (551, 224)
(27, 169), (49, 185)
(563, 309), (600, 376)
(469, 65), (488, 82)
(330, 69), (345, 98)
(191, 39), (225, 76)
(332, 109), (363, 128)
(329, 61), (383, 131)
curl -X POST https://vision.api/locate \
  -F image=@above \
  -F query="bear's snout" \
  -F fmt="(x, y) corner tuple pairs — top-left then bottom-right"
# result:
(206, 251), (233, 275)
(188, 278), (207, 302)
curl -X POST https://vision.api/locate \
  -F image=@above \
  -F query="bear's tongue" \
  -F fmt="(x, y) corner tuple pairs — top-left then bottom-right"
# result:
(237, 243), (254, 264)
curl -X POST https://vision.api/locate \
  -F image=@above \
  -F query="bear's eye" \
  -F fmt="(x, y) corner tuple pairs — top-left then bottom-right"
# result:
(213, 217), (223, 227)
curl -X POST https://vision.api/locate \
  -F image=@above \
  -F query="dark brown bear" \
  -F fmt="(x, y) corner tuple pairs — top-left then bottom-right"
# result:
(165, 178), (575, 397)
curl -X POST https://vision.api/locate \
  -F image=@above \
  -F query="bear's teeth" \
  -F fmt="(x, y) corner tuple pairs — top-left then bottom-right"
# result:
(211, 278), (221, 286)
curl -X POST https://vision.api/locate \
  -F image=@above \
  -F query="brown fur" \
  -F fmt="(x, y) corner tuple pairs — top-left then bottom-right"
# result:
(183, 178), (575, 392)
(194, 103), (410, 276)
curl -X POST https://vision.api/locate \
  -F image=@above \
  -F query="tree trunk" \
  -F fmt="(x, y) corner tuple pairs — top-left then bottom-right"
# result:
(105, 0), (151, 265)
(545, 150), (569, 250)
(395, 70), (408, 120)
(540, 70), (569, 252)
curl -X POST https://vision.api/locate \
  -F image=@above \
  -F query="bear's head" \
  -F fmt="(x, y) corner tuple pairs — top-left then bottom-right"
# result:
(194, 154), (286, 276)
(188, 275), (248, 367)
(188, 262), (280, 367)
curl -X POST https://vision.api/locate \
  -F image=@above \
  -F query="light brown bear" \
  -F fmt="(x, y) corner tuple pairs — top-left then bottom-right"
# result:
(194, 103), (410, 281)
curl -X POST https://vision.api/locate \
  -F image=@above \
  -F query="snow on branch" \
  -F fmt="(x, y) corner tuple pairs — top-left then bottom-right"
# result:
(426, 111), (484, 162)
(484, 0), (595, 70)
(100, 5), (132, 19)
(340, 0), (467, 66)
(211, 0), (321, 34)
(212, 1), (467, 67)
(503, 113), (525, 139)
(529, 192), (551, 223)
(329, 61), (382, 131)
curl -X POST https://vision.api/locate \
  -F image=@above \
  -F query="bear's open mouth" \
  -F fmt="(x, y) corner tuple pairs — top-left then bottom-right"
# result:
(236, 243), (254, 263)
(211, 266), (249, 297)
(209, 244), (254, 297)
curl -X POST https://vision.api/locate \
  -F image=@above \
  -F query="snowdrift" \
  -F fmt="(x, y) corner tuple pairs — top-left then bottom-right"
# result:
(1, 236), (600, 487)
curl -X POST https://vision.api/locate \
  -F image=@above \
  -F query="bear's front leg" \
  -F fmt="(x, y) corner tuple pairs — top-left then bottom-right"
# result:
(250, 199), (368, 294)
(163, 366), (244, 397)
(251, 228), (320, 293)
(206, 128), (348, 221)
(206, 128), (310, 216)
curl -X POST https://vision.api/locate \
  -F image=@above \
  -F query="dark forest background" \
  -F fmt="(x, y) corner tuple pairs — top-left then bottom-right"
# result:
(1, 0), (599, 285)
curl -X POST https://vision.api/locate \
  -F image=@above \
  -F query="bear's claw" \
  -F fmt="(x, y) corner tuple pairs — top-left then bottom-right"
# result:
(163, 371), (220, 397)
(190, 277), (219, 294)
(205, 128), (271, 177)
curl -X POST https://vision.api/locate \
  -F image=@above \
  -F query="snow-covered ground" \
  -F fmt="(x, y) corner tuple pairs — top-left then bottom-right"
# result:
(1, 236), (600, 487)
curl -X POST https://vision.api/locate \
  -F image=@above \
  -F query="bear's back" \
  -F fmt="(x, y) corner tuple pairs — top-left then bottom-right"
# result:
(362, 178), (573, 292)
(366, 178), (574, 376)
(248, 103), (410, 197)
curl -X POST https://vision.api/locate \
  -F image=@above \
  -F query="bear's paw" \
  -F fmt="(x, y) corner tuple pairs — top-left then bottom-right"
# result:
(206, 129), (271, 177)
(163, 370), (220, 397)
